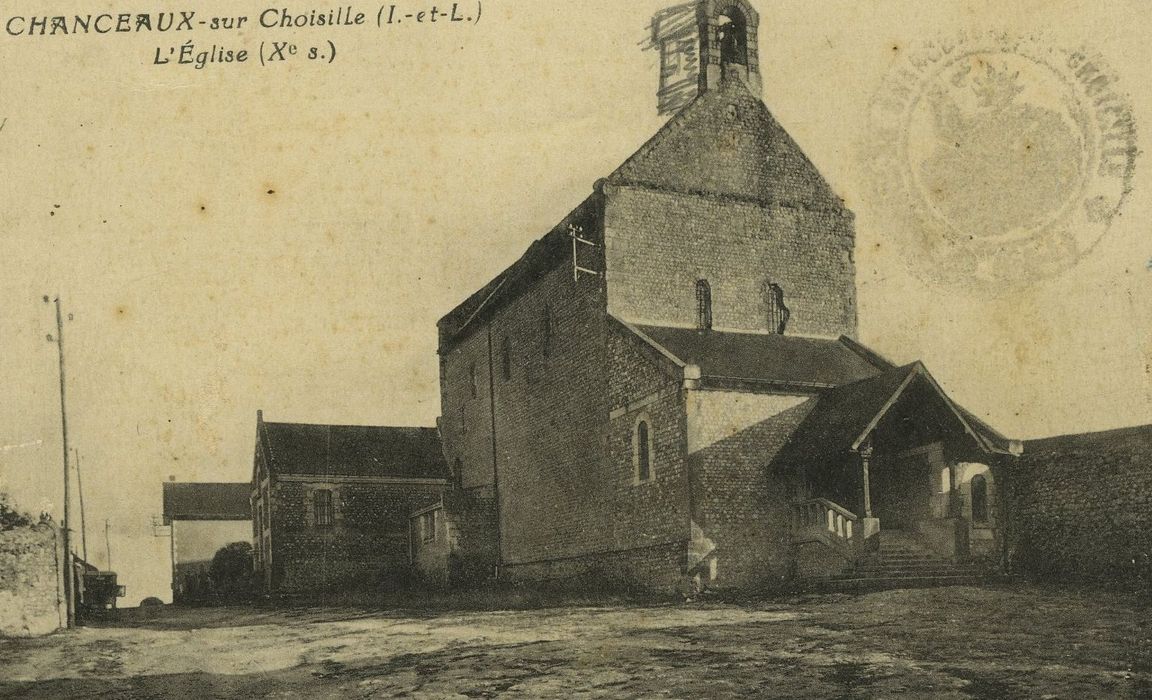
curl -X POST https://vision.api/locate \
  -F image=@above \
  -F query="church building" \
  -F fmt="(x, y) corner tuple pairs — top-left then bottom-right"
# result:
(429, 0), (1021, 592)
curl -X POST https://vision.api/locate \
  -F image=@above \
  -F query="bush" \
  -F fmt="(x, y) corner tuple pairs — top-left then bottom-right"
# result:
(208, 541), (255, 599)
(0, 492), (34, 531)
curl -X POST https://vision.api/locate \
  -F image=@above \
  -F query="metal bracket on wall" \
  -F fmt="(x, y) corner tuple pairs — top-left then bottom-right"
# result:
(569, 223), (601, 281)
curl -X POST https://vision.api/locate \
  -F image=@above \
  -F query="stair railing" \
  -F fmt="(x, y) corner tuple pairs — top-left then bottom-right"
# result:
(794, 498), (859, 543)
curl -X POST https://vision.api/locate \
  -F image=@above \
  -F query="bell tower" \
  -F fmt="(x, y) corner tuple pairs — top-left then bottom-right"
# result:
(651, 1), (763, 115)
(698, 0), (762, 98)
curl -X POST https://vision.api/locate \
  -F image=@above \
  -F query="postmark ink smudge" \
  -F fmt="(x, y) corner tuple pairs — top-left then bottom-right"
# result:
(863, 33), (1138, 290)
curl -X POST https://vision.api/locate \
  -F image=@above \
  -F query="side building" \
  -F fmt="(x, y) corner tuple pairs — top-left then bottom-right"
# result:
(161, 481), (252, 603)
(250, 411), (449, 595)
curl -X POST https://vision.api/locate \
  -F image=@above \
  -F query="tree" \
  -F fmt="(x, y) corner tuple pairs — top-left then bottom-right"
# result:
(208, 541), (254, 599)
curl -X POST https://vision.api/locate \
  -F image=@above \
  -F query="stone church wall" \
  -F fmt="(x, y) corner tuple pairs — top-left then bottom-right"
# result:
(1005, 424), (1152, 588)
(603, 183), (856, 338)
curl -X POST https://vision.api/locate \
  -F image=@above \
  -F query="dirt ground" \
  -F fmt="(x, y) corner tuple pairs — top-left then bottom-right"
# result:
(0, 584), (1149, 699)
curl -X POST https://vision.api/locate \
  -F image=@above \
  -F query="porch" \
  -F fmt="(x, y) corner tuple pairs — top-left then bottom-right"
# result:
(779, 363), (1020, 587)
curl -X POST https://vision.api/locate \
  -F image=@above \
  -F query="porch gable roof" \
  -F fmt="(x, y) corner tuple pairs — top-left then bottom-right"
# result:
(776, 362), (1017, 469)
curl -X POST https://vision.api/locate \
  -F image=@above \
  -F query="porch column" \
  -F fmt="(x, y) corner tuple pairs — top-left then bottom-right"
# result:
(858, 436), (881, 538)
(859, 436), (874, 518)
(947, 461), (960, 517)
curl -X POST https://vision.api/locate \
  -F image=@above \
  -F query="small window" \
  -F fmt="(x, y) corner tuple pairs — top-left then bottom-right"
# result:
(634, 417), (654, 483)
(542, 305), (554, 357)
(971, 474), (989, 523)
(468, 362), (478, 399)
(313, 489), (334, 527)
(459, 405), (467, 434)
(695, 280), (713, 331)
(419, 510), (438, 543)
(501, 336), (512, 381)
(453, 458), (464, 489)
(766, 282), (790, 334)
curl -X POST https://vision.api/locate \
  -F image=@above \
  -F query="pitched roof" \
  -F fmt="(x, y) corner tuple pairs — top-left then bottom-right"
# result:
(162, 482), (250, 523)
(630, 323), (886, 388)
(260, 422), (448, 480)
(607, 77), (843, 211)
(775, 363), (1016, 469)
(437, 195), (601, 351)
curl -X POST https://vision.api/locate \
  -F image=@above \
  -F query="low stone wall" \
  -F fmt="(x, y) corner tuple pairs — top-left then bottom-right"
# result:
(0, 524), (64, 637)
(1005, 425), (1152, 588)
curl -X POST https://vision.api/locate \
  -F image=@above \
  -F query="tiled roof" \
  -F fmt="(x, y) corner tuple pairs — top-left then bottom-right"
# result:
(162, 482), (251, 523)
(775, 364), (921, 465)
(261, 422), (448, 480)
(631, 324), (885, 388)
(775, 363), (1016, 469)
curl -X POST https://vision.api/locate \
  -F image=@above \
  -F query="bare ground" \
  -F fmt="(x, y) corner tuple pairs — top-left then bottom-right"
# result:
(0, 584), (1149, 699)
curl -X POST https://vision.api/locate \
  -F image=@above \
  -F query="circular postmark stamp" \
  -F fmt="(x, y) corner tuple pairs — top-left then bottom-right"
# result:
(863, 33), (1138, 289)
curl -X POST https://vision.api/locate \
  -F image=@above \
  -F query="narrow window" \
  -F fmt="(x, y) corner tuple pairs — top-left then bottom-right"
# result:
(971, 474), (989, 523)
(459, 405), (467, 434)
(453, 457), (464, 489)
(420, 510), (438, 543)
(766, 282), (790, 334)
(635, 418), (653, 483)
(468, 362), (478, 399)
(313, 489), (334, 527)
(542, 305), (554, 357)
(501, 336), (512, 381)
(695, 279), (712, 331)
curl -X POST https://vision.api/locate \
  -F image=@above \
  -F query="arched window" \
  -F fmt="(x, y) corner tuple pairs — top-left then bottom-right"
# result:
(766, 282), (790, 334)
(634, 416), (654, 483)
(695, 279), (713, 331)
(971, 474), (989, 523)
(718, 10), (748, 67)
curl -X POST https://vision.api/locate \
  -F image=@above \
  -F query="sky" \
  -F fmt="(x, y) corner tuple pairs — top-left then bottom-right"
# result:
(1, 0), (1149, 604)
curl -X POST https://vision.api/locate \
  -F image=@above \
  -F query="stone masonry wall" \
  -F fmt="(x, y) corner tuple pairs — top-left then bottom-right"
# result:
(1005, 425), (1152, 587)
(604, 185), (856, 338)
(606, 323), (692, 554)
(439, 326), (497, 493)
(0, 525), (63, 637)
(688, 394), (817, 589)
(485, 259), (612, 565)
(270, 480), (442, 593)
(500, 541), (687, 595)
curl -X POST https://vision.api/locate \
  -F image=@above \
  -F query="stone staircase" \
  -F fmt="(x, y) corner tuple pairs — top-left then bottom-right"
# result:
(805, 531), (986, 592)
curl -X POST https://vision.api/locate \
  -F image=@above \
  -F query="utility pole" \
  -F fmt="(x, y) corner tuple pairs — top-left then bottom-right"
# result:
(45, 295), (74, 628)
(74, 449), (88, 563)
(105, 518), (112, 571)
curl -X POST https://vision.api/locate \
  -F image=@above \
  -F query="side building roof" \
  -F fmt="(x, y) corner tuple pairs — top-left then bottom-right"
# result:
(162, 482), (251, 524)
(259, 421), (449, 481)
